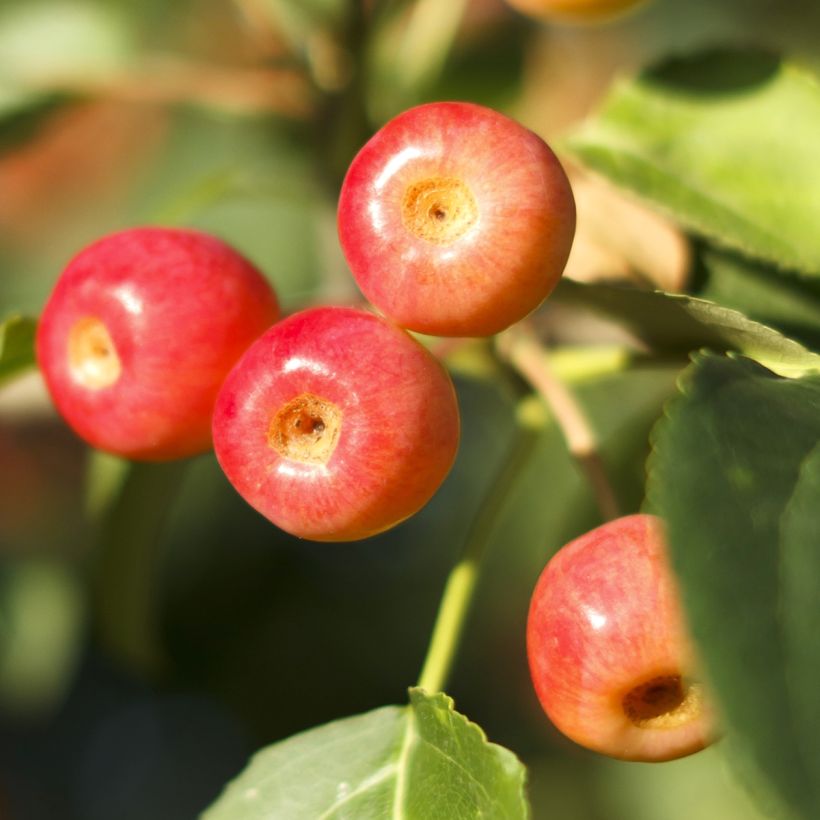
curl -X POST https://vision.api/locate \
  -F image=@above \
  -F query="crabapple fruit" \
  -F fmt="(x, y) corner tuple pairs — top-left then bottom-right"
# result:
(527, 513), (714, 762)
(36, 227), (279, 460)
(212, 306), (460, 542)
(337, 101), (576, 337)
(504, 0), (648, 22)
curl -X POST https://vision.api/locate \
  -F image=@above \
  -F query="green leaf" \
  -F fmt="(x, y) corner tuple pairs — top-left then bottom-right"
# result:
(647, 353), (820, 819)
(202, 689), (529, 819)
(0, 315), (37, 384)
(780, 444), (820, 794)
(566, 49), (820, 275)
(553, 280), (820, 378)
(695, 245), (820, 348)
(0, 1), (133, 117)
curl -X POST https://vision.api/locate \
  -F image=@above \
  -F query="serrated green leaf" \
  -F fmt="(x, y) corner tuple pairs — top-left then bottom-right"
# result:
(202, 689), (529, 819)
(554, 279), (820, 378)
(0, 315), (37, 384)
(696, 246), (820, 348)
(647, 353), (820, 820)
(566, 49), (820, 275)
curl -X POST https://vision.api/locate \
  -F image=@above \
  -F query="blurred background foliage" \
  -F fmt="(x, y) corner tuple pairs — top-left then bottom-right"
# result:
(0, 0), (817, 817)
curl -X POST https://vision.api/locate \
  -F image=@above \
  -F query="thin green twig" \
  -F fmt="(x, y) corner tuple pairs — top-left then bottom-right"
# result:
(417, 415), (540, 694)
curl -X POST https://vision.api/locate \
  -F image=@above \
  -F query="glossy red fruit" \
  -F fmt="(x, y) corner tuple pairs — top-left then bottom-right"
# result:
(527, 513), (714, 761)
(36, 227), (279, 461)
(504, 0), (648, 22)
(212, 306), (460, 542)
(337, 101), (575, 337)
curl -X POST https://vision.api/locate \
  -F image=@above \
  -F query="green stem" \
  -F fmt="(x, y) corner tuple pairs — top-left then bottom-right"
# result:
(417, 414), (540, 694)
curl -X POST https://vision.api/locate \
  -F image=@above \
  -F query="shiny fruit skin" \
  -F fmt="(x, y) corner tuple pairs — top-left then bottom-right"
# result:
(36, 227), (280, 460)
(337, 101), (575, 337)
(504, 0), (648, 22)
(527, 514), (713, 762)
(212, 306), (460, 542)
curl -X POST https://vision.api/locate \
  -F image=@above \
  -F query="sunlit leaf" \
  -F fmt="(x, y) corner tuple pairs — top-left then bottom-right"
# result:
(203, 689), (529, 819)
(554, 280), (820, 377)
(567, 49), (820, 275)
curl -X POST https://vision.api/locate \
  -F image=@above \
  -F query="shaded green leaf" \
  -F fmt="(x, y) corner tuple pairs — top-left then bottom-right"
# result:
(647, 353), (820, 819)
(553, 280), (820, 377)
(695, 245), (820, 349)
(203, 689), (528, 819)
(566, 49), (820, 275)
(0, 315), (37, 384)
(780, 444), (820, 794)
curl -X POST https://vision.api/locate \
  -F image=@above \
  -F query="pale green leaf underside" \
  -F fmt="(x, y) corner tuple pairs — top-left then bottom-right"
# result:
(566, 50), (820, 275)
(554, 280), (820, 378)
(648, 354), (820, 819)
(202, 689), (528, 820)
(0, 315), (37, 384)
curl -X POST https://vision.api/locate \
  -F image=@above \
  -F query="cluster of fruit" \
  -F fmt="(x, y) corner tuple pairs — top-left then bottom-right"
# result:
(34, 100), (712, 762)
(36, 101), (575, 540)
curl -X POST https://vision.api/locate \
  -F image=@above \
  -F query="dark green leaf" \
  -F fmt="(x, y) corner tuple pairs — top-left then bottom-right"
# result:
(553, 280), (820, 377)
(695, 245), (820, 348)
(0, 315), (37, 384)
(566, 49), (820, 275)
(202, 689), (529, 819)
(648, 353), (820, 819)
(780, 444), (820, 793)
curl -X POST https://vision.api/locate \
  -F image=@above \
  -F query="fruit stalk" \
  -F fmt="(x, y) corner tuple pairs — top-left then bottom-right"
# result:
(498, 324), (620, 521)
(417, 413), (540, 693)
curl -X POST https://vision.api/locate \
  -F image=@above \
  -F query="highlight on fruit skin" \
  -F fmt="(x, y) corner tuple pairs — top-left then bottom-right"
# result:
(212, 306), (460, 542)
(337, 101), (576, 338)
(526, 513), (715, 762)
(504, 0), (649, 23)
(36, 226), (280, 461)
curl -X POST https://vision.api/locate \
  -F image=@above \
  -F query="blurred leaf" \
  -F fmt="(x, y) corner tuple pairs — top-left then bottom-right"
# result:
(0, 1), (133, 115)
(566, 49), (820, 276)
(133, 111), (326, 308)
(255, 0), (347, 52)
(93, 459), (189, 677)
(0, 314), (36, 384)
(554, 280), (820, 377)
(203, 689), (529, 819)
(648, 353), (820, 820)
(0, 560), (83, 715)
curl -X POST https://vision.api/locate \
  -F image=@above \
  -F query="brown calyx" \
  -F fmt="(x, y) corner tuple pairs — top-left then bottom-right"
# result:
(401, 177), (478, 245)
(68, 316), (121, 389)
(268, 393), (342, 465)
(621, 674), (703, 729)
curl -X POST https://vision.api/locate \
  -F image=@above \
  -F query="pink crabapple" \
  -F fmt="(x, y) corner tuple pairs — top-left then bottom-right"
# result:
(211, 306), (460, 542)
(527, 513), (715, 762)
(337, 101), (576, 337)
(36, 227), (280, 461)
(503, 0), (648, 22)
